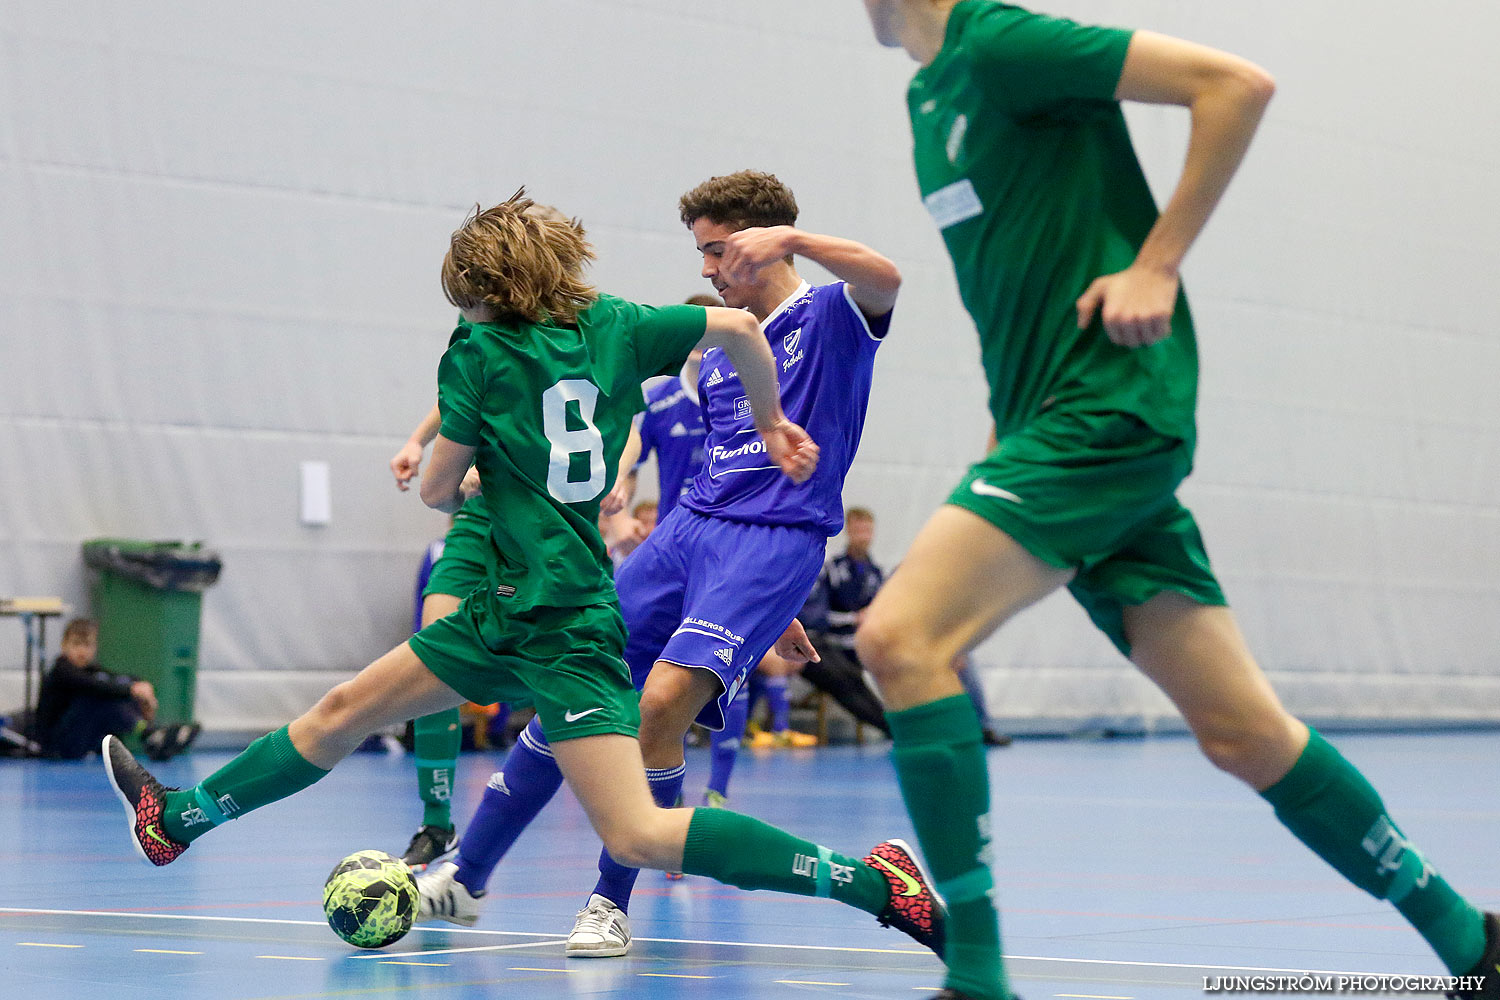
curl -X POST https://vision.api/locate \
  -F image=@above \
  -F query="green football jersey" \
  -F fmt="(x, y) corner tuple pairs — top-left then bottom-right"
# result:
(908, 0), (1198, 447)
(436, 296), (706, 611)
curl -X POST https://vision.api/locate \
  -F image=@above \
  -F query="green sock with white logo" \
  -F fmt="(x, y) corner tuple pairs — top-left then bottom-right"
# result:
(162, 725), (328, 844)
(413, 708), (461, 828)
(1261, 728), (1486, 974)
(680, 807), (888, 915)
(888, 695), (1009, 1000)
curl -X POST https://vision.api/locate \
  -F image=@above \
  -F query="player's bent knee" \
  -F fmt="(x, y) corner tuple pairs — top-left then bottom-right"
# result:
(308, 681), (375, 742)
(1196, 732), (1252, 778)
(1193, 721), (1292, 787)
(637, 670), (704, 746)
(856, 617), (923, 683)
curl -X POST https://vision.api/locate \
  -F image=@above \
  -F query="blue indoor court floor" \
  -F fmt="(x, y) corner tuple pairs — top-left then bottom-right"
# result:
(1, 731), (1494, 999)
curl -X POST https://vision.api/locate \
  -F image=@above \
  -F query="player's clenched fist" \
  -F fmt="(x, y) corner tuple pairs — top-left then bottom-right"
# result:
(760, 418), (819, 484)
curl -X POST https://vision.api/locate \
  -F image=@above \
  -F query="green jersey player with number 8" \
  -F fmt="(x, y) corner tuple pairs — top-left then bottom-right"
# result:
(102, 190), (948, 958)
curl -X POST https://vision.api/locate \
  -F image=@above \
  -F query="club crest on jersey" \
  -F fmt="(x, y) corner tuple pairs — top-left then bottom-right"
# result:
(705, 368), (724, 388)
(782, 328), (804, 371)
(714, 648), (734, 667)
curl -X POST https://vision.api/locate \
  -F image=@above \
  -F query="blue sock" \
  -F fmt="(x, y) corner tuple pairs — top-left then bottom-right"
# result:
(708, 690), (750, 798)
(453, 717), (562, 895)
(591, 763), (686, 911)
(764, 676), (791, 732)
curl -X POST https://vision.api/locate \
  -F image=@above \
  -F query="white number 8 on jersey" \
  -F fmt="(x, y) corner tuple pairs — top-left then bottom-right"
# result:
(542, 379), (606, 503)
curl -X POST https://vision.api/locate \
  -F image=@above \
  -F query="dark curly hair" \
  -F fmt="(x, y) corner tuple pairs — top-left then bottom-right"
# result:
(678, 170), (799, 231)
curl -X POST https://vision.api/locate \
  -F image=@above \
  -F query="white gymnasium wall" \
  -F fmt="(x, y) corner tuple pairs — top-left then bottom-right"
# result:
(1, 2), (1496, 731)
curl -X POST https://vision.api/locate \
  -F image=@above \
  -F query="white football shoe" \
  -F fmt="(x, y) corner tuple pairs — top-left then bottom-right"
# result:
(565, 893), (631, 957)
(415, 861), (484, 927)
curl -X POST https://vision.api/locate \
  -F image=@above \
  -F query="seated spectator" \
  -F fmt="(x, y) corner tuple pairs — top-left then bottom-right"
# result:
(798, 565), (892, 737)
(34, 618), (194, 761)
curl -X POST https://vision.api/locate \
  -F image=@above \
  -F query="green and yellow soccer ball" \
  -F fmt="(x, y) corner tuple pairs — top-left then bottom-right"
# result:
(323, 850), (418, 948)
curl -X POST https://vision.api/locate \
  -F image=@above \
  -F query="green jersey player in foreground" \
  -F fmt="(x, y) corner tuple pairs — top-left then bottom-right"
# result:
(850, 3), (1499, 1000)
(102, 191), (946, 956)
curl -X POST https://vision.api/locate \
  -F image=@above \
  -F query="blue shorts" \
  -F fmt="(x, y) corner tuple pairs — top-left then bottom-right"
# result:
(615, 508), (825, 730)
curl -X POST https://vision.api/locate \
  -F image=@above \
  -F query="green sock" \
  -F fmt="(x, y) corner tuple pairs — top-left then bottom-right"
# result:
(681, 807), (888, 915)
(413, 709), (461, 829)
(162, 726), (327, 844)
(1261, 729), (1486, 974)
(888, 695), (1008, 1000)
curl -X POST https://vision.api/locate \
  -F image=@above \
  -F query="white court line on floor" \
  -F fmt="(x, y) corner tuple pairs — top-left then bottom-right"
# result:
(0, 906), (1423, 978)
(359, 940), (562, 959)
(0, 907), (551, 936)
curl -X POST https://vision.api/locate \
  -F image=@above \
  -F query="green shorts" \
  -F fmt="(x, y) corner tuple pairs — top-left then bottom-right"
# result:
(408, 594), (639, 742)
(947, 409), (1225, 656)
(423, 499), (491, 600)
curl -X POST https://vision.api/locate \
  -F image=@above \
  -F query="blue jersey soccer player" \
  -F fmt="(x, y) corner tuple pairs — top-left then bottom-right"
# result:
(414, 170), (905, 958)
(638, 373), (707, 520)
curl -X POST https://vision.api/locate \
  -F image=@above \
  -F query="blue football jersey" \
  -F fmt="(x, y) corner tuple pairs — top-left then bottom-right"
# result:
(680, 282), (888, 534)
(638, 376), (706, 519)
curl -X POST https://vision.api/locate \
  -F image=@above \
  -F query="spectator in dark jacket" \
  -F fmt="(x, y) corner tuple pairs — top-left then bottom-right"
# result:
(35, 618), (159, 759)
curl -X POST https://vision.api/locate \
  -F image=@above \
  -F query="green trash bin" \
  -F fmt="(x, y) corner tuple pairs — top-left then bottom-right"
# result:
(81, 540), (223, 726)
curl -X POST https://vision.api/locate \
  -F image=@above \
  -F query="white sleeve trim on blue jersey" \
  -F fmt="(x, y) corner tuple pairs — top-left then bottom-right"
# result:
(841, 282), (890, 342)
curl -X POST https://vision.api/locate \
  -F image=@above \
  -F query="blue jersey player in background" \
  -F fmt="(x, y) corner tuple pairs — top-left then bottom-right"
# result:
(414, 170), (904, 959)
(638, 315), (711, 521)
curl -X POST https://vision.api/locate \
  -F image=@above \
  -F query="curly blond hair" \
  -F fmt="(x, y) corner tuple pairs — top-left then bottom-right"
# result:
(441, 189), (597, 325)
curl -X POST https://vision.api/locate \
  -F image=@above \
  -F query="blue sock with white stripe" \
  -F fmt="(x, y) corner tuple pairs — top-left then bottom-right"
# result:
(453, 716), (563, 895)
(591, 763), (686, 911)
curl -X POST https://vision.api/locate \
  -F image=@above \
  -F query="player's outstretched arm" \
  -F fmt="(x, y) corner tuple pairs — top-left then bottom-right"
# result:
(391, 403), (442, 491)
(1076, 32), (1275, 348)
(419, 435), (477, 514)
(700, 307), (819, 484)
(720, 227), (901, 321)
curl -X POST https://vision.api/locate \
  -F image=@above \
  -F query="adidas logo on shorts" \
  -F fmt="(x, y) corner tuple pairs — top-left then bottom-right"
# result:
(714, 648), (734, 667)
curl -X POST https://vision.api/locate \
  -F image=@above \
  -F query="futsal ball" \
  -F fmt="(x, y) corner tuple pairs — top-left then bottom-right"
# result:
(322, 850), (418, 948)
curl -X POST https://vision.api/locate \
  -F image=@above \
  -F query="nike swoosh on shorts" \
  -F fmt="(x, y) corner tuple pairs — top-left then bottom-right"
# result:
(564, 707), (606, 723)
